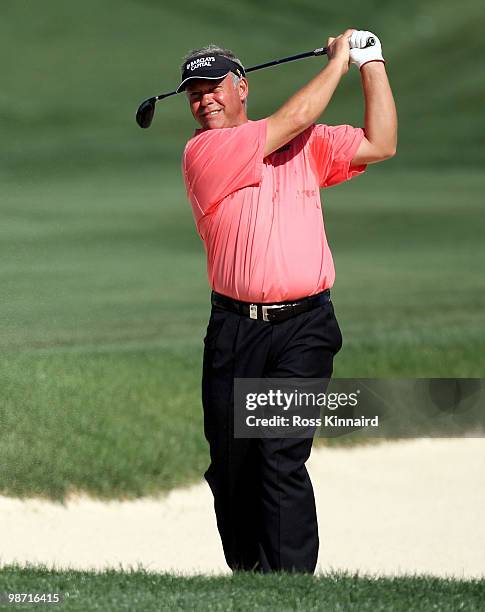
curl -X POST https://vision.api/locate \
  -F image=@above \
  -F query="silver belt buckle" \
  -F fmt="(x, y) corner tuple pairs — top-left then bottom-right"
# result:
(262, 305), (278, 322)
(263, 303), (293, 321)
(249, 304), (258, 320)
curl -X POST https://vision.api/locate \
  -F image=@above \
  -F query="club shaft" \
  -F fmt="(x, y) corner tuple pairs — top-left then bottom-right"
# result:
(246, 48), (325, 73)
(246, 37), (374, 73)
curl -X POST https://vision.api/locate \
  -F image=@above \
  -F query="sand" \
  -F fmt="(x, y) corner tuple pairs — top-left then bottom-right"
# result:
(1, 438), (484, 578)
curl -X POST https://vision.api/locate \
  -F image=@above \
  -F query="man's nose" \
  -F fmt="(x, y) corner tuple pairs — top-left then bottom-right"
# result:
(200, 92), (214, 106)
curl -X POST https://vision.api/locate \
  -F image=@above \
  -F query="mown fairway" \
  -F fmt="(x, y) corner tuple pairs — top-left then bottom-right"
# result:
(0, 566), (484, 612)
(1, 1), (484, 500)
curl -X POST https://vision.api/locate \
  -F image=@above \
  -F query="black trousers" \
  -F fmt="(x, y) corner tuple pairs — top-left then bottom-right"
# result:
(202, 297), (343, 573)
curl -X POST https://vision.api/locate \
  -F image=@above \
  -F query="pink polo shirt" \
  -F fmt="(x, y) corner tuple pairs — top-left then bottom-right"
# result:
(182, 119), (366, 303)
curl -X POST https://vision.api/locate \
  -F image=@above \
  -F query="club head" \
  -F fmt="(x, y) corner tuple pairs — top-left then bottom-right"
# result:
(136, 98), (156, 128)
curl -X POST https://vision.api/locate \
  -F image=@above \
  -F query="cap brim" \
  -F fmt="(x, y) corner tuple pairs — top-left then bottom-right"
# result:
(176, 70), (231, 93)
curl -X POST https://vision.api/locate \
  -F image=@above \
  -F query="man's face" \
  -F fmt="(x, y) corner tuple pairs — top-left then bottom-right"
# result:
(186, 74), (248, 130)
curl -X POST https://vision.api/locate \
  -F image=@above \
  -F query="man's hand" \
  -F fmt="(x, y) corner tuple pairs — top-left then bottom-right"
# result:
(326, 29), (355, 76)
(349, 30), (385, 70)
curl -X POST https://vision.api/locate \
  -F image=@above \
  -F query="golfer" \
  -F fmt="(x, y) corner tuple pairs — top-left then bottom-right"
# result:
(181, 29), (397, 573)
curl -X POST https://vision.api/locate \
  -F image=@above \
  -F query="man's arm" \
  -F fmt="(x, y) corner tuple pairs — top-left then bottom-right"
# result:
(264, 30), (354, 158)
(351, 50), (397, 164)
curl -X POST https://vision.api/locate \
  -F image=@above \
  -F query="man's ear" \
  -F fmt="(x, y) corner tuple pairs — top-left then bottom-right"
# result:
(239, 77), (249, 104)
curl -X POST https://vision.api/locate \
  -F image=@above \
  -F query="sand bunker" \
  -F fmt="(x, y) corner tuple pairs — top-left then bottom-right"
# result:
(1, 438), (484, 578)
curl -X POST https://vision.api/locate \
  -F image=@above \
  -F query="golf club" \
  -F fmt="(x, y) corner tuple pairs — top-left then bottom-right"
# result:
(136, 38), (375, 128)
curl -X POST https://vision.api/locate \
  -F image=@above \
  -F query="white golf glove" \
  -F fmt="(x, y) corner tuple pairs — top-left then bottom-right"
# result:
(349, 30), (385, 69)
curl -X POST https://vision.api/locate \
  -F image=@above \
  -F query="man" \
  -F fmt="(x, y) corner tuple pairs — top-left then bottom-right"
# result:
(180, 29), (397, 573)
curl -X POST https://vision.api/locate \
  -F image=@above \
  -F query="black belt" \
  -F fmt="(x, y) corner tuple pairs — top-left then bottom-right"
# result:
(211, 290), (330, 323)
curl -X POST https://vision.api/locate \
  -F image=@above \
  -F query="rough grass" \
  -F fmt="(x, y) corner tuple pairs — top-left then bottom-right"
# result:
(0, 565), (484, 612)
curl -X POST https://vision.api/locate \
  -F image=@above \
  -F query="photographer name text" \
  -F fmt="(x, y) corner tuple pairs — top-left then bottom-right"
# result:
(246, 415), (379, 428)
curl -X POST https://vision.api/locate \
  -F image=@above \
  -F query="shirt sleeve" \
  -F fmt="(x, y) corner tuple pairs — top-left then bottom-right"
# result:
(182, 119), (267, 217)
(309, 124), (367, 188)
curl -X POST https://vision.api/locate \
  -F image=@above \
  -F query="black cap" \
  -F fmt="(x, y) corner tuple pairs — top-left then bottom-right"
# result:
(177, 55), (245, 93)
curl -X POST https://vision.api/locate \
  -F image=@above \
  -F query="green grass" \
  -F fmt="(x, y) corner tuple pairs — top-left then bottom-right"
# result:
(0, 566), (484, 611)
(1, 168), (484, 500)
(0, 349), (205, 500)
